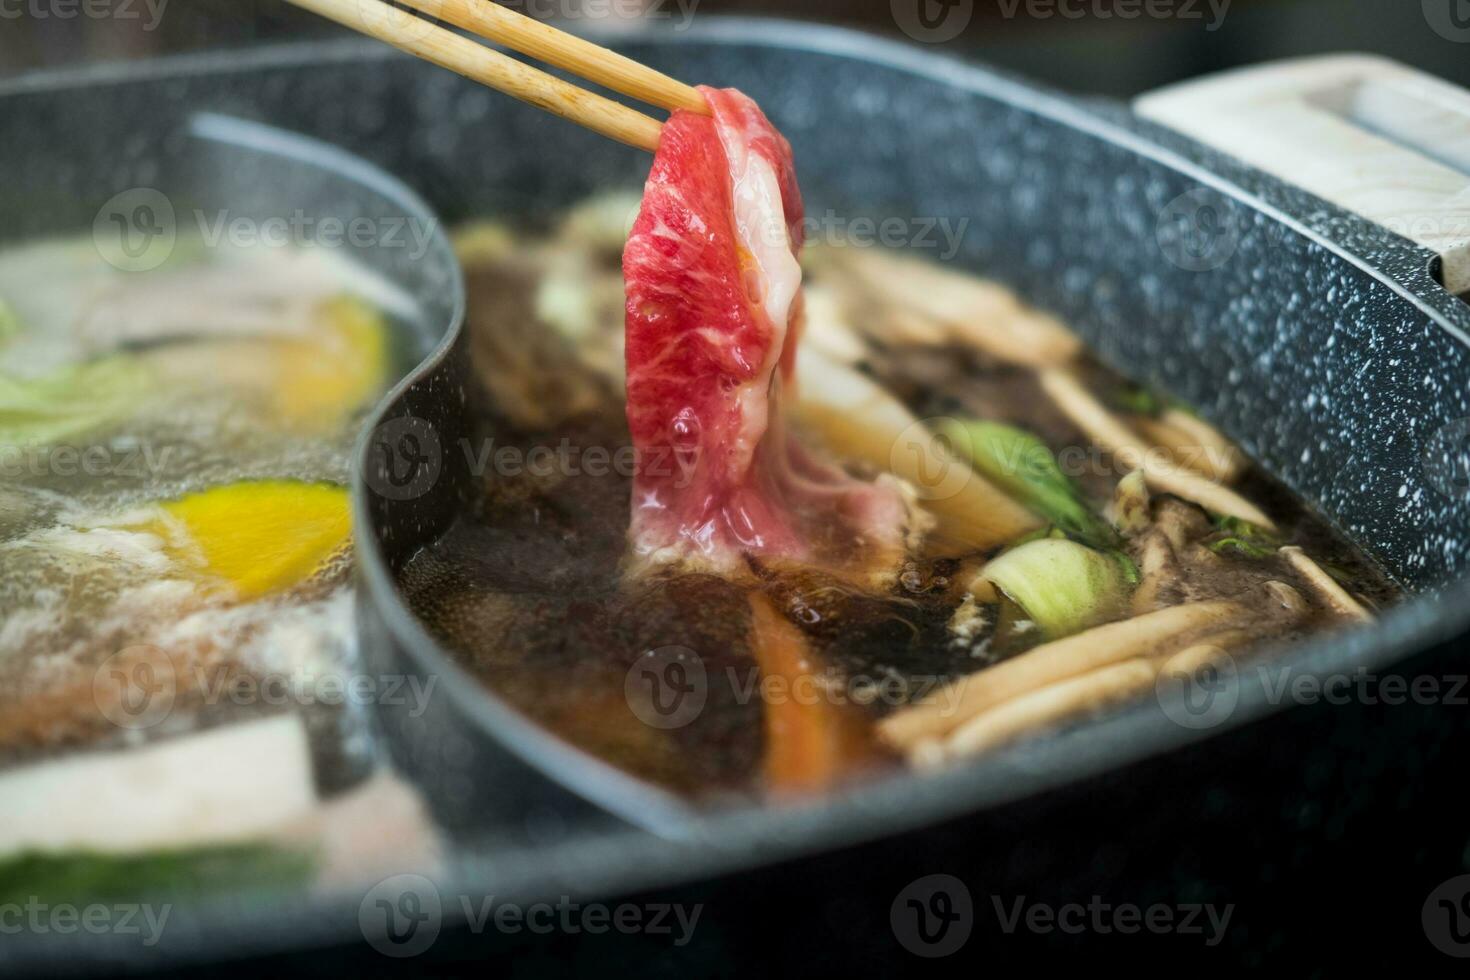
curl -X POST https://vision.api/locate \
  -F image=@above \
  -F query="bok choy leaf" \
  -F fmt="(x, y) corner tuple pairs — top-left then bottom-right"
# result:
(978, 537), (1130, 639)
(939, 419), (1117, 549)
(0, 356), (154, 449)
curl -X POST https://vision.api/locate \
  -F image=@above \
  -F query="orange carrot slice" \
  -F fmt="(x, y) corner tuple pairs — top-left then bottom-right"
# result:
(746, 593), (881, 795)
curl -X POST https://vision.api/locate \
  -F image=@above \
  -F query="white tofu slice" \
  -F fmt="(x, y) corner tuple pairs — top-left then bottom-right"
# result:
(0, 714), (316, 855)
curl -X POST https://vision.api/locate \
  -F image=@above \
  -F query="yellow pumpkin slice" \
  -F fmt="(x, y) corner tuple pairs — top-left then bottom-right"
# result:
(153, 480), (351, 599)
(270, 296), (389, 429)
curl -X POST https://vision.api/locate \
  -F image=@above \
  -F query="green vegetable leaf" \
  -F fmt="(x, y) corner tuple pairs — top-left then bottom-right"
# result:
(0, 356), (155, 449)
(0, 844), (314, 906)
(980, 537), (1131, 639)
(940, 419), (1118, 549)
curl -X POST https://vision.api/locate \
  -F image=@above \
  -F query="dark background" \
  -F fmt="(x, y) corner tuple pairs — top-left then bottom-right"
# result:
(8, 0), (1470, 974)
(5, 0), (1470, 98)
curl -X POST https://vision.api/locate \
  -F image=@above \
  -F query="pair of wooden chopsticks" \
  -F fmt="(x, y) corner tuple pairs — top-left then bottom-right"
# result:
(286, 0), (706, 151)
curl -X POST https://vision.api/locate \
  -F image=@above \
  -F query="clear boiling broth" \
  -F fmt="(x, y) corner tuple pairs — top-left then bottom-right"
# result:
(0, 236), (415, 776)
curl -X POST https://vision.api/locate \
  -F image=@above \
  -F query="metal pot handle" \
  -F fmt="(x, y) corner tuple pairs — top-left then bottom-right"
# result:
(1135, 54), (1470, 295)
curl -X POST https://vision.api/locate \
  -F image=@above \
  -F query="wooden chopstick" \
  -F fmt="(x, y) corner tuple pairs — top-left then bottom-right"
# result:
(285, 0), (672, 151)
(396, 0), (707, 114)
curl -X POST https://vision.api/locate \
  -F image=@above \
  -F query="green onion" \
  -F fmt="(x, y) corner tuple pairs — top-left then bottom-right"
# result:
(0, 844), (314, 905)
(1114, 383), (1164, 416)
(1206, 514), (1280, 560)
(1207, 536), (1274, 559)
(1213, 514), (1278, 542)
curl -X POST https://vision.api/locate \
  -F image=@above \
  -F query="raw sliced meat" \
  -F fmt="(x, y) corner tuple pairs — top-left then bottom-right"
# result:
(623, 87), (912, 574)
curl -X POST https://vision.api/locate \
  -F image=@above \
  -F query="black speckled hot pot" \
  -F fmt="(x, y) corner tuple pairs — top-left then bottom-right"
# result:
(3, 19), (1469, 972)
